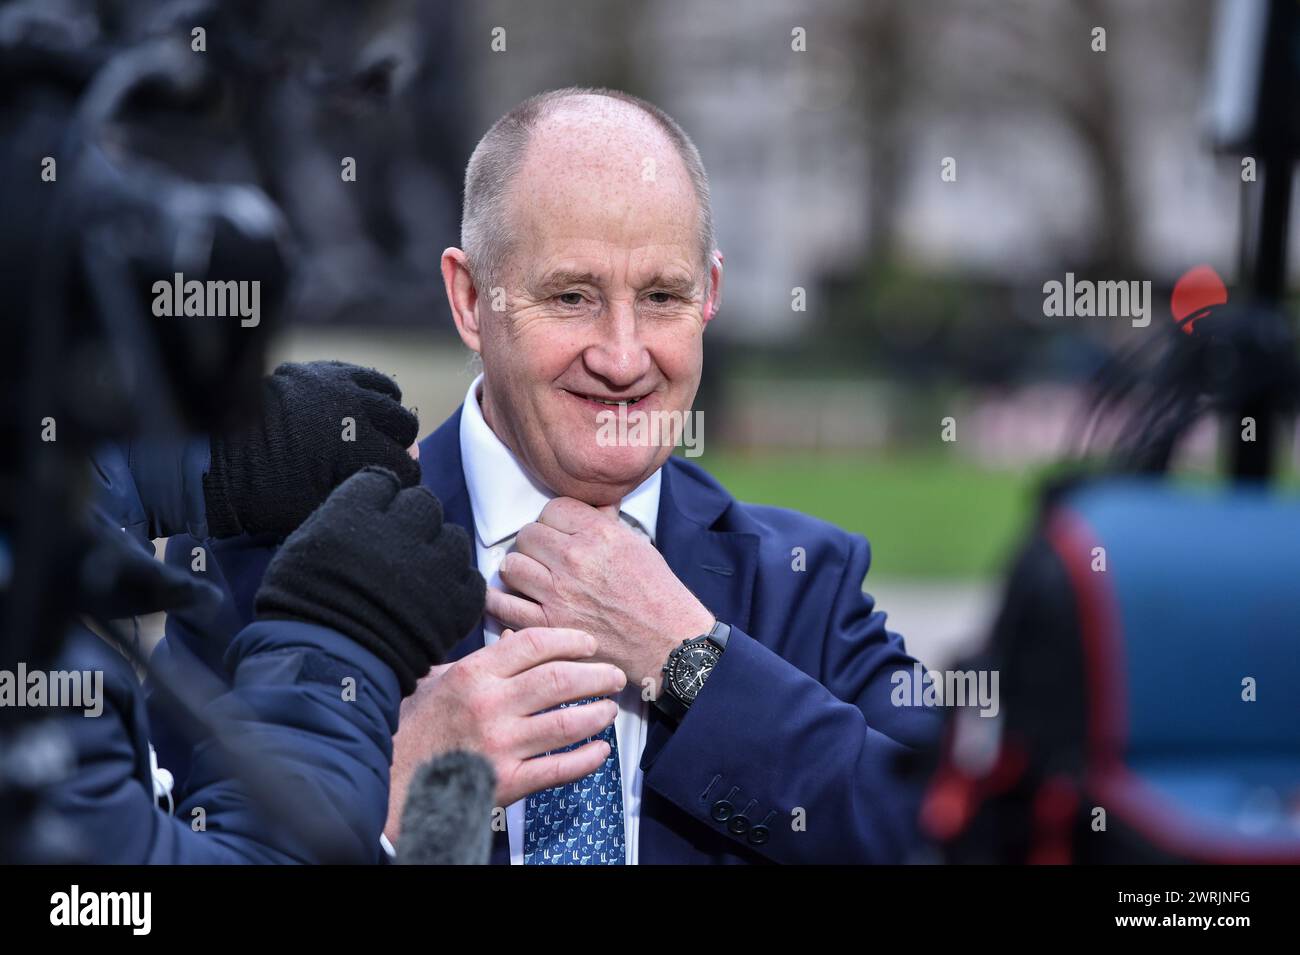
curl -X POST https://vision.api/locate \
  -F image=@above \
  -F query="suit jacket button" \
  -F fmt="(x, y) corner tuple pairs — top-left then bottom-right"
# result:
(710, 799), (734, 822)
(727, 813), (751, 835)
(747, 825), (770, 846)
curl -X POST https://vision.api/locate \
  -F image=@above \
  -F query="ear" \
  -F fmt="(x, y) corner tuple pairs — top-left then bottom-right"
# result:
(703, 249), (724, 326)
(442, 247), (482, 352)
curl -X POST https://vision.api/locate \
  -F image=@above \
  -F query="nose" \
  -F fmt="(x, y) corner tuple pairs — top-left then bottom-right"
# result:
(582, 300), (652, 388)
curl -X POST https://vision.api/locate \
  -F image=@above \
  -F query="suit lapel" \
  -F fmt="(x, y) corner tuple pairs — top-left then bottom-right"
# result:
(418, 407), (485, 662)
(641, 459), (759, 771)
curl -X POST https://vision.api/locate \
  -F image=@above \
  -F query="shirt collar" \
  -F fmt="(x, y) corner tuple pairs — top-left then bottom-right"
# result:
(458, 374), (661, 548)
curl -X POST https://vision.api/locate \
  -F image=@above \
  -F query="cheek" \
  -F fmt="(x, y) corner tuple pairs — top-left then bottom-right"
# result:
(492, 324), (582, 385)
(649, 324), (704, 386)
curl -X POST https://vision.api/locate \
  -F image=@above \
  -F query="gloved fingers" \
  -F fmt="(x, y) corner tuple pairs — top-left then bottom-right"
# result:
(419, 524), (485, 638)
(459, 570), (488, 631)
(329, 455), (419, 495)
(324, 465), (404, 514)
(355, 389), (419, 449)
(345, 364), (404, 403)
(276, 358), (352, 376)
(269, 360), (334, 383)
(272, 359), (399, 399)
(440, 523), (478, 578)
(443, 535), (487, 622)
(381, 446), (423, 488)
(388, 485), (445, 535)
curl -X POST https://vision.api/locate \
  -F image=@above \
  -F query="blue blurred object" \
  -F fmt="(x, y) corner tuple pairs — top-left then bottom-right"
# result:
(1048, 480), (1300, 861)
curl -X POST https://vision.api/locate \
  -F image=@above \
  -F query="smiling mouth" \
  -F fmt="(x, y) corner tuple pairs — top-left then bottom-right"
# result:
(566, 389), (649, 408)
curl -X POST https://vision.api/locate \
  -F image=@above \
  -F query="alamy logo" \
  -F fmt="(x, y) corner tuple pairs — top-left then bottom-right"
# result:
(151, 272), (260, 327)
(595, 404), (704, 458)
(50, 885), (151, 935)
(890, 663), (1000, 718)
(0, 664), (102, 717)
(1043, 272), (1152, 328)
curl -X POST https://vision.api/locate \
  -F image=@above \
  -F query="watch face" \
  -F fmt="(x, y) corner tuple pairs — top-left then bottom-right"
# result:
(669, 641), (720, 703)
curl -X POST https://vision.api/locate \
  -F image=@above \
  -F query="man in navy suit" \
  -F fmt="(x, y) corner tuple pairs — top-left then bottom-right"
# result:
(166, 86), (940, 864)
(379, 87), (942, 864)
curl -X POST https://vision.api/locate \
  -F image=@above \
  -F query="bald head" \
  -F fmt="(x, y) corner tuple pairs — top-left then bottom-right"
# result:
(461, 87), (714, 291)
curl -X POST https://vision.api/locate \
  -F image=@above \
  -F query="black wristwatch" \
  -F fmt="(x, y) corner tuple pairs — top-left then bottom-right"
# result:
(654, 620), (730, 723)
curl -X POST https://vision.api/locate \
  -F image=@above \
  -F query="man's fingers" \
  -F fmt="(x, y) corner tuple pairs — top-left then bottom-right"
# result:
(513, 696), (618, 757)
(512, 662), (625, 716)
(486, 626), (597, 676)
(512, 738), (612, 800)
(536, 496), (605, 533)
(513, 520), (570, 565)
(497, 551), (551, 601)
(486, 588), (547, 630)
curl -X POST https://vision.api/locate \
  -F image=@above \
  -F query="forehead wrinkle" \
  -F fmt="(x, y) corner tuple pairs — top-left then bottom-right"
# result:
(628, 257), (698, 291)
(510, 193), (699, 284)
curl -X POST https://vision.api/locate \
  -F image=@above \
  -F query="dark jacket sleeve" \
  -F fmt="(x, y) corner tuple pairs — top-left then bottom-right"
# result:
(642, 533), (942, 864)
(89, 437), (211, 548)
(147, 532), (278, 780)
(69, 438), (397, 862)
(48, 618), (400, 864)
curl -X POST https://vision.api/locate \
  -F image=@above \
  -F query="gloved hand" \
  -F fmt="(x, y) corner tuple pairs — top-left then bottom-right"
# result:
(254, 467), (485, 695)
(203, 361), (420, 539)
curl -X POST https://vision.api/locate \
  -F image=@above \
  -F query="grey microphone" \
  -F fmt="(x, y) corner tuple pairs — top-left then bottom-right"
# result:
(396, 751), (497, 865)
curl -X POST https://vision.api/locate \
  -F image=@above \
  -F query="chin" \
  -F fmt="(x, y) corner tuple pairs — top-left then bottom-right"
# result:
(550, 444), (667, 498)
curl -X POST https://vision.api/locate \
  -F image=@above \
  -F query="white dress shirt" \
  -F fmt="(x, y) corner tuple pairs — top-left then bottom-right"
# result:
(458, 374), (660, 865)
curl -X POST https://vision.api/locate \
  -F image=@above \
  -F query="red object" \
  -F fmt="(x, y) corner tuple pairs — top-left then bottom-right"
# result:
(1028, 775), (1079, 865)
(1170, 265), (1228, 334)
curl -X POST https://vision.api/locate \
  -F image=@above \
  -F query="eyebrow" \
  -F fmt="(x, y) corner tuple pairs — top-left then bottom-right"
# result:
(530, 268), (700, 297)
(643, 272), (700, 296)
(531, 269), (605, 295)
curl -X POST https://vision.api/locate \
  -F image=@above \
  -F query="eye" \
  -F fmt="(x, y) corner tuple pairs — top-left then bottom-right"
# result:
(556, 291), (586, 307)
(647, 291), (677, 305)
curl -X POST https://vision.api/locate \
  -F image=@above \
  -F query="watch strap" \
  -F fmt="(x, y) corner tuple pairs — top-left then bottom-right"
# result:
(653, 682), (689, 722)
(654, 620), (729, 722)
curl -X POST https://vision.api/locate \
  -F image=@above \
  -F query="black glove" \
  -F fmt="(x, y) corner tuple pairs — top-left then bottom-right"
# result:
(204, 361), (421, 539)
(254, 467), (485, 695)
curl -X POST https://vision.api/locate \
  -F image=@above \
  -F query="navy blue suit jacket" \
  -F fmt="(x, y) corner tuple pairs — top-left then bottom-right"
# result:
(421, 408), (940, 864)
(162, 407), (940, 863)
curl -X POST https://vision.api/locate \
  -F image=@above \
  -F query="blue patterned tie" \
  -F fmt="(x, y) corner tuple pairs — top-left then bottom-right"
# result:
(524, 701), (625, 865)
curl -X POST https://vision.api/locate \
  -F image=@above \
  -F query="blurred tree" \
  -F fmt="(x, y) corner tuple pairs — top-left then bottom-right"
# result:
(928, 0), (1214, 274)
(849, 0), (915, 268)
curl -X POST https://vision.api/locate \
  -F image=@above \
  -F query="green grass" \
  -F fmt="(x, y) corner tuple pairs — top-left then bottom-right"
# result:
(695, 449), (1300, 578)
(693, 451), (1041, 579)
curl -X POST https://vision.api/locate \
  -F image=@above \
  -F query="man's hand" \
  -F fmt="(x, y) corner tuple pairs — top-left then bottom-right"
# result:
(486, 498), (715, 690)
(384, 627), (625, 843)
